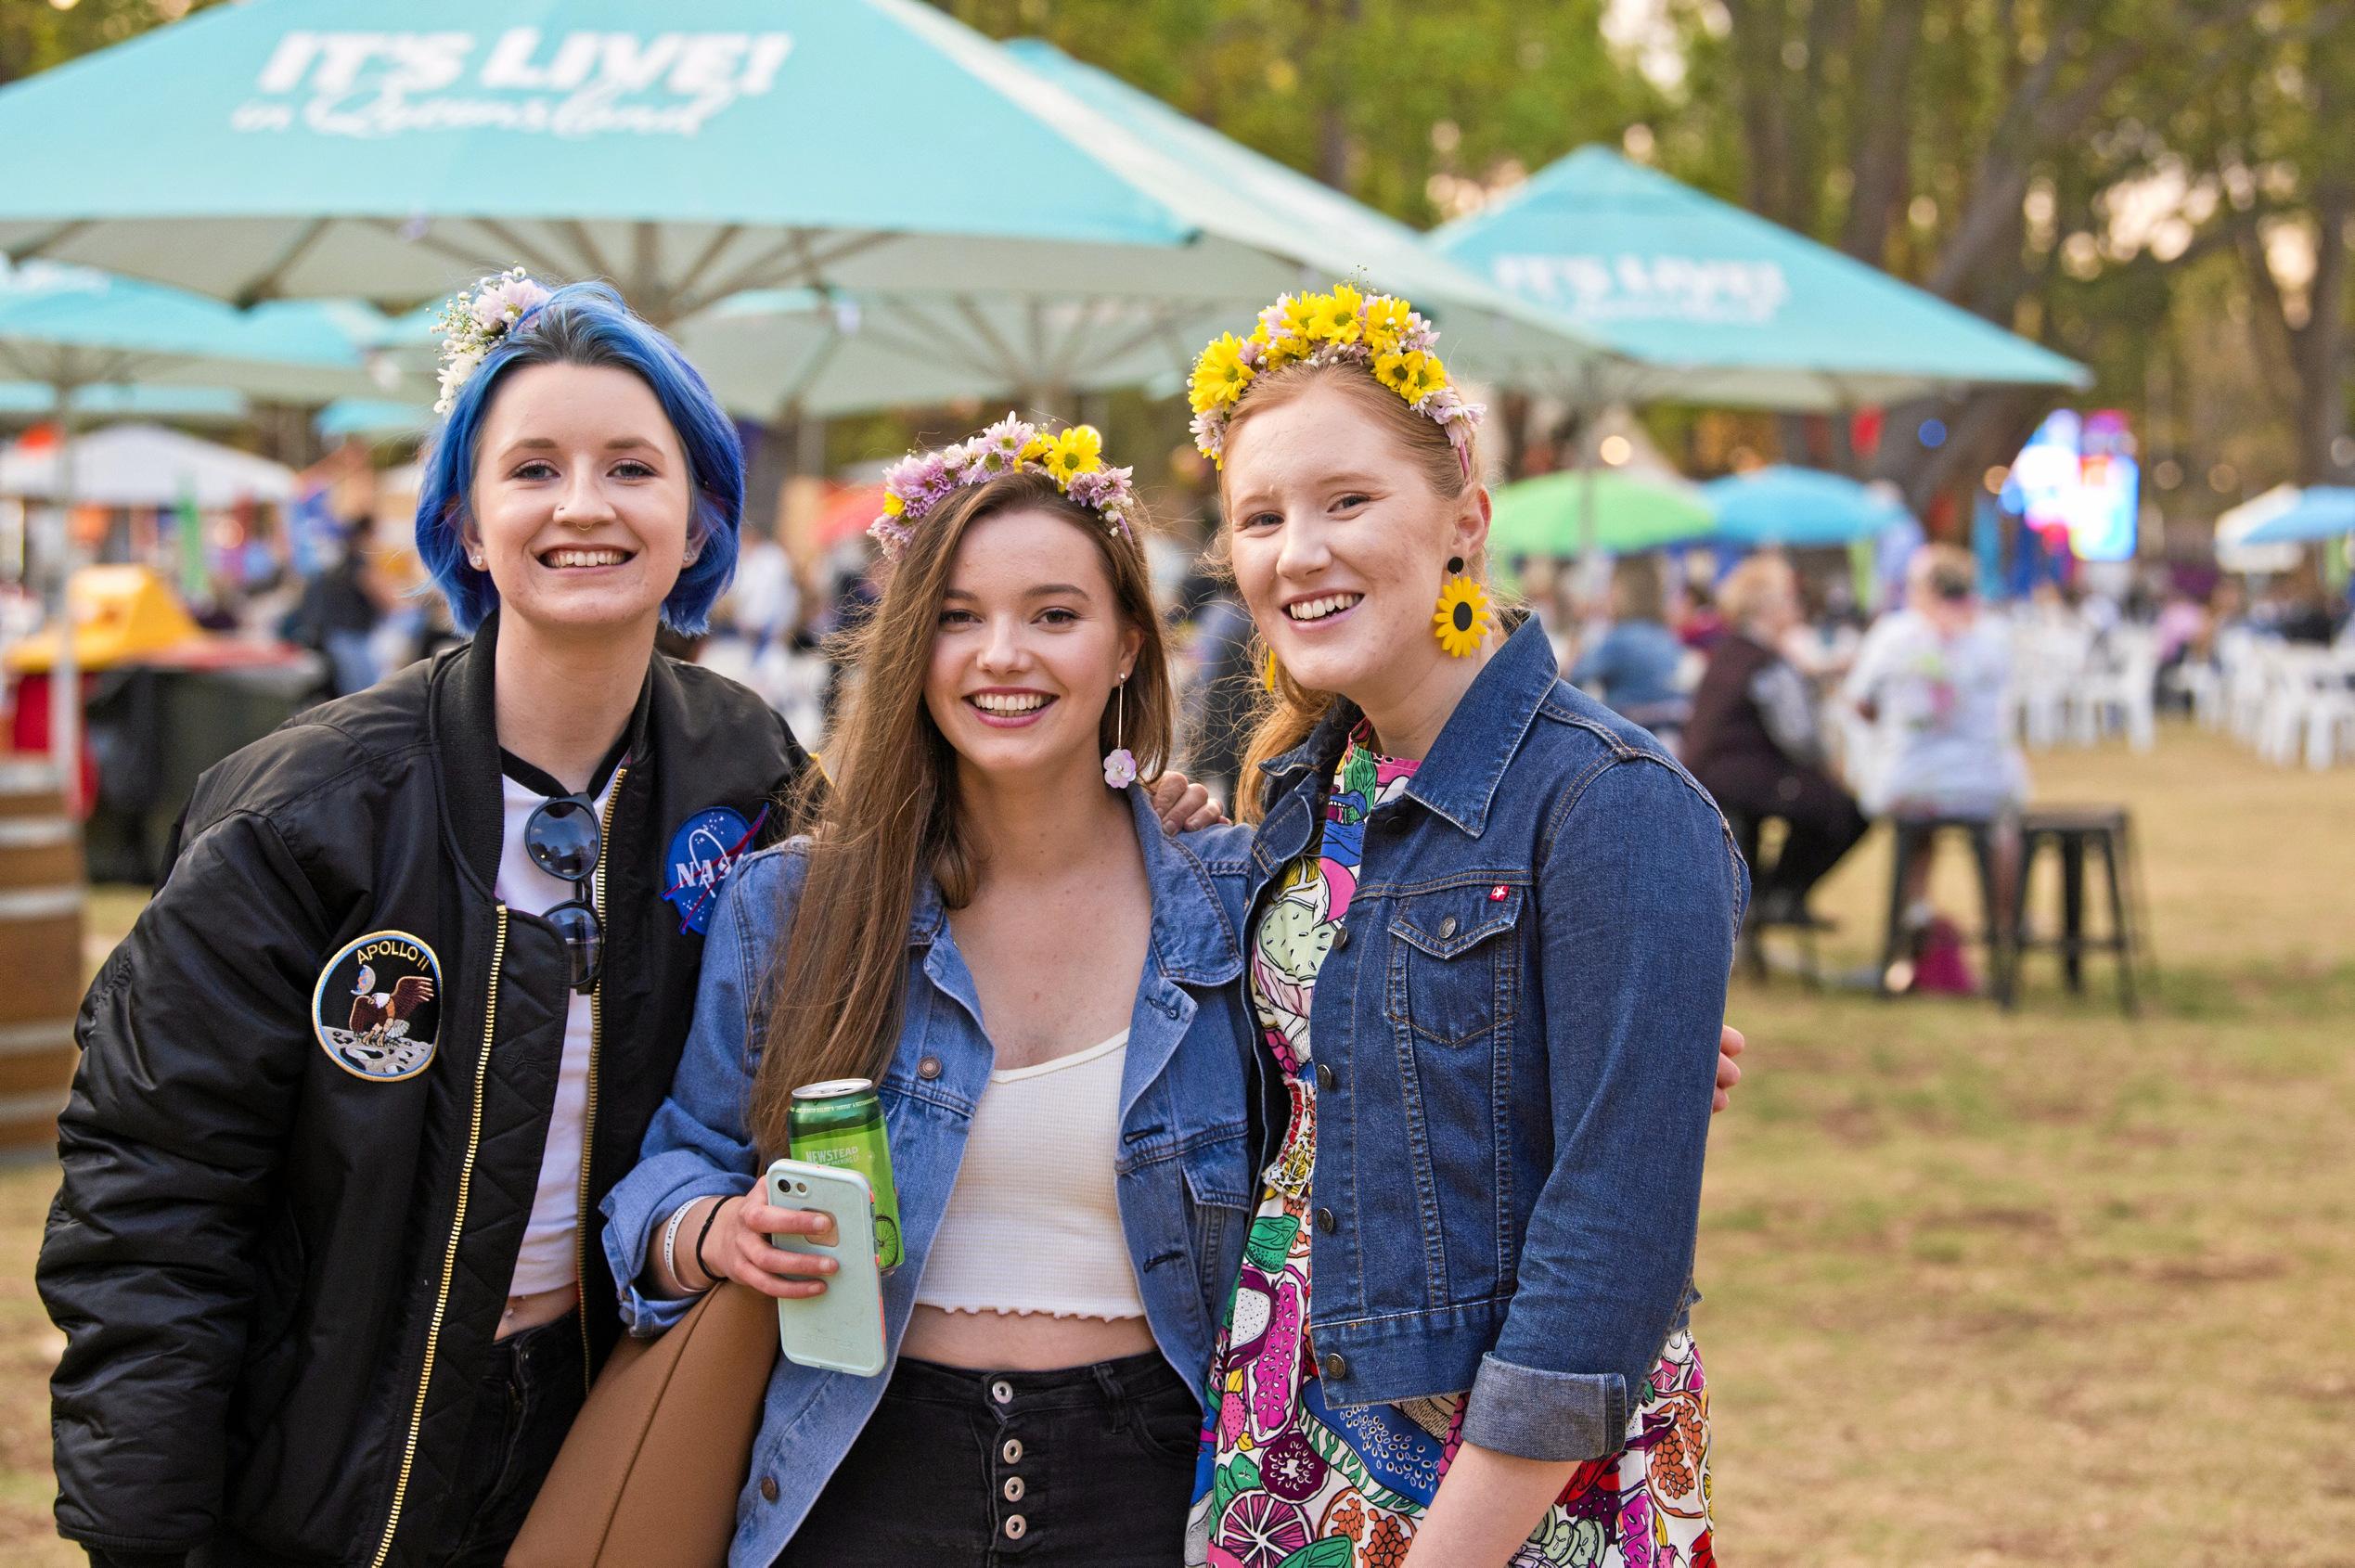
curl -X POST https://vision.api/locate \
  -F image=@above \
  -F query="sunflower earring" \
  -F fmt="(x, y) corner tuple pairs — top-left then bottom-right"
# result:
(1433, 556), (1494, 658)
(1102, 674), (1138, 788)
(1263, 648), (1280, 692)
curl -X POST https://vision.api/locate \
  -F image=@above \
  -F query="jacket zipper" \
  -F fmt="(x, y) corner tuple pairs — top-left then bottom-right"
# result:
(370, 904), (508, 1568)
(573, 763), (627, 1378)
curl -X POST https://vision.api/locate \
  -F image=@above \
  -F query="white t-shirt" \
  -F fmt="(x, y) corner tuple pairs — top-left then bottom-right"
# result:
(495, 767), (620, 1300)
(1843, 609), (2027, 816)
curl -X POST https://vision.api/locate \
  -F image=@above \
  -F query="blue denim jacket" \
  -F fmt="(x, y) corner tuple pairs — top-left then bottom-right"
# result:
(600, 786), (1262, 1565)
(1242, 617), (1747, 1462)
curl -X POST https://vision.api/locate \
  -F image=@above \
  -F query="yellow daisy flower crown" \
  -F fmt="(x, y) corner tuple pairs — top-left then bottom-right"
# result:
(1186, 283), (1483, 470)
(869, 413), (1135, 561)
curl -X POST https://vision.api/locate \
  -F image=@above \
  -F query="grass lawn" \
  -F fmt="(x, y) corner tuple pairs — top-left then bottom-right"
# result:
(3, 725), (2349, 1565)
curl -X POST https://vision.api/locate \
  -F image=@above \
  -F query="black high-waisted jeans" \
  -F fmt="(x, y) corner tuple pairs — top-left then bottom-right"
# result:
(773, 1350), (1201, 1567)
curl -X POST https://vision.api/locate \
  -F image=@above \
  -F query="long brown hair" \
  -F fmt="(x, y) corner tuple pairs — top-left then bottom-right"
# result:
(748, 469), (1173, 1156)
(1220, 361), (1486, 821)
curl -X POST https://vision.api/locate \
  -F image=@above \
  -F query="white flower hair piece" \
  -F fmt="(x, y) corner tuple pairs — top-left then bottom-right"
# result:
(869, 413), (1138, 561)
(431, 266), (554, 415)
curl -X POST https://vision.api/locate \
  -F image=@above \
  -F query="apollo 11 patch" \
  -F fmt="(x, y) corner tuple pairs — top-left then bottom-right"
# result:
(311, 930), (443, 1082)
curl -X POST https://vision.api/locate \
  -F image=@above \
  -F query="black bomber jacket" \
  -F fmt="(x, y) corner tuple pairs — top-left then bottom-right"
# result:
(37, 613), (809, 1566)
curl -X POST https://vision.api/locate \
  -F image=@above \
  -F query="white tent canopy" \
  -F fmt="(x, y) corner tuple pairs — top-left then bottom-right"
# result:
(0, 422), (297, 508)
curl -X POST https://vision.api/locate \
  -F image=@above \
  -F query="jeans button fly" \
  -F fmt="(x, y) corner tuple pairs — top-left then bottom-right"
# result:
(1004, 1514), (1028, 1541)
(990, 1378), (1014, 1405)
(1003, 1475), (1026, 1502)
(1001, 1437), (1023, 1464)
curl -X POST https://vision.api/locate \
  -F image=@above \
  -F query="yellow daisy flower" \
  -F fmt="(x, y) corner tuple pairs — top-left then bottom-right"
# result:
(1311, 283), (1363, 344)
(882, 492), (905, 517)
(1190, 333), (1255, 414)
(1403, 352), (1449, 401)
(1046, 425), (1104, 480)
(1019, 431), (1057, 464)
(1278, 292), (1324, 342)
(1363, 294), (1412, 341)
(1372, 349), (1418, 397)
(1432, 574), (1493, 657)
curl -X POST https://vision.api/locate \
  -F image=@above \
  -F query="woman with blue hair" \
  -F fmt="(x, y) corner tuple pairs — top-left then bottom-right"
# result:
(37, 276), (819, 1568)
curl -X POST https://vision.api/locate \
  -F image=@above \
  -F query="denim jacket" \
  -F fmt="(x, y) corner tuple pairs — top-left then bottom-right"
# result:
(1242, 617), (1747, 1463)
(600, 786), (1261, 1564)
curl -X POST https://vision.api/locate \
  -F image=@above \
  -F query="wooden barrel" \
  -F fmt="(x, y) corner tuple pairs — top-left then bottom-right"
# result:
(0, 756), (86, 1154)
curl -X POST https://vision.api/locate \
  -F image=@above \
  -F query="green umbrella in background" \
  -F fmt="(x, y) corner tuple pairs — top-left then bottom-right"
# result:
(1488, 469), (1716, 560)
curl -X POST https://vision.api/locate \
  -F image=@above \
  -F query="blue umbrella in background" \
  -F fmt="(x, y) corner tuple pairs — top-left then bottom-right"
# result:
(2239, 485), (2355, 545)
(0, 383), (248, 424)
(315, 398), (432, 441)
(1701, 465), (1915, 547)
(1434, 147), (2090, 408)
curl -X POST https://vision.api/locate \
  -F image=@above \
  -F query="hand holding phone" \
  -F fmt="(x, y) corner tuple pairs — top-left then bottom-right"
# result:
(695, 1177), (840, 1300)
(765, 1158), (888, 1377)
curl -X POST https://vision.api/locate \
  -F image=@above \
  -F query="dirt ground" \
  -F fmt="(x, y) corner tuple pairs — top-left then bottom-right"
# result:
(3, 726), (2349, 1565)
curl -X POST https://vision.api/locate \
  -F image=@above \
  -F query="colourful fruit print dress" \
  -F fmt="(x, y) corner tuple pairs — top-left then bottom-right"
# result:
(1186, 730), (1716, 1568)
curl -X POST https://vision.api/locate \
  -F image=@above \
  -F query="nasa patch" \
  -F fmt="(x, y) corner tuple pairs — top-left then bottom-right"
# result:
(663, 804), (766, 935)
(311, 930), (443, 1082)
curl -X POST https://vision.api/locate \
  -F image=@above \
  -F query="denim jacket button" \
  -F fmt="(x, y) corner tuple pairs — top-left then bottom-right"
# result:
(1315, 1207), (1337, 1234)
(1331, 924), (1350, 951)
(917, 1055), (943, 1080)
(1315, 1061), (1336, 1092)
(758, 1475), (779, 1503)
(1319, 1352), (1347, 1380)
(1437, 915), (1458, 939)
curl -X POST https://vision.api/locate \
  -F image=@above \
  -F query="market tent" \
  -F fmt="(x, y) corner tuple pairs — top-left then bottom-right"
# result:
(0, 423), (297, 508)
(1700, 465), (1914, 547)
(0, 0), (1608, 398)
(1488, 469), (1715, 559)
(2238, 485), (2355, 545)
(1434, 146), (2089, 408)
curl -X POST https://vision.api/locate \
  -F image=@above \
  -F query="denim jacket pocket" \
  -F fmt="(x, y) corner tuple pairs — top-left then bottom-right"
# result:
(1388, 883), (1525, 1047)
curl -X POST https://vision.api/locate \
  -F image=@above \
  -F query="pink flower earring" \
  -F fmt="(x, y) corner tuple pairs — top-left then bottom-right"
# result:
(1103, 673), (1138, 788)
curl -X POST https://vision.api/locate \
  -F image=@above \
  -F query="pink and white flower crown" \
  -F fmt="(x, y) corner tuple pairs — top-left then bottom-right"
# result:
(431, 266), (554, 415)
(869, 413), (1137, 561)
(1187, 283), (1483, 472)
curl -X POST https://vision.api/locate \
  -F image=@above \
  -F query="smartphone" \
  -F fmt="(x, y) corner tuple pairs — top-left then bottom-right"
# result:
(764, 1157), (888, 1378)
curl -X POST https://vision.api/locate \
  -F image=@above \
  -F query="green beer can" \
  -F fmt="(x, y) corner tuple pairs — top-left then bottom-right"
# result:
(788, 1077), (903, 1273)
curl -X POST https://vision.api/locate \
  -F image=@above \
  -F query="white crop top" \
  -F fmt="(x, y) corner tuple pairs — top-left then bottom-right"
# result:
(914, 1030), (1149, 1320)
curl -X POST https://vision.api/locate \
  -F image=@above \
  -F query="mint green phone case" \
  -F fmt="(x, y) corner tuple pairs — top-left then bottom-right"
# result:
(766, 1158), (889, 1378)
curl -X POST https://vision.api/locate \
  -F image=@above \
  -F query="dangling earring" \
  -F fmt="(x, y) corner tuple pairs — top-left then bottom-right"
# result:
(1102, 673), (1138, 788)
(1263, 648), (1280, 692)
(1432, 555), (1493, 658)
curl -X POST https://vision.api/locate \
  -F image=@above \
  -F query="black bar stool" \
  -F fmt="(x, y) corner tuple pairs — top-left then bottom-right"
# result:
(2009, 804), (2150, 1016)
(1726, 812), (1824, 988)
(1879, 816), (2013, 1004)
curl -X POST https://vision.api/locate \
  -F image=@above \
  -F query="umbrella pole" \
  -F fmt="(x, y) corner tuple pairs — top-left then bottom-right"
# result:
(44, 378), (80, 813)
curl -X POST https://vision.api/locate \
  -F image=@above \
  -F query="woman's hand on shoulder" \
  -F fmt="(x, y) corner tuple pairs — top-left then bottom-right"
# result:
(689, 1178), (842, 1299)
(1146, 770), (1229, 832)
(1714, 1022), (1745, 1113)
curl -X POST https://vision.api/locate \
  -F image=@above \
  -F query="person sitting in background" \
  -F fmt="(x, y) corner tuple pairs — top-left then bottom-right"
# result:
(1843, 544), (2027, 976)
(1572, 553), (1693, 747)
(1682, 554), (1867, 926)
(1674, 574), (1728, 650)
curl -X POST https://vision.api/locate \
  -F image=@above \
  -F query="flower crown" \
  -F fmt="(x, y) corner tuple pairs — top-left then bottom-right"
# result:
(1187, 283), (1483, 469)
(431, 266), (555, 415)
(869, 413), (1137, 560)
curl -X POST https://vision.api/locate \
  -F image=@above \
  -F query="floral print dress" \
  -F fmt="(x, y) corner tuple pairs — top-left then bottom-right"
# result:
(1187, 733), (1716, 1568)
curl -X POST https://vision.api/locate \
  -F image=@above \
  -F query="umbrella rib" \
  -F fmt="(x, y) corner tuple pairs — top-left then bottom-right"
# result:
(880, 302), (1016, 384)
(1, 219), (91, 264)
(558, 220), (617, 287)
(953, 297), (1030, 385)
(468, 219), (580, 289)
(232, 217), (332, 306)
(667, 225), (745, 317)
(776, 330), (849, 415)
(352, 216), (512, 279)
(698, 228), (898, 306)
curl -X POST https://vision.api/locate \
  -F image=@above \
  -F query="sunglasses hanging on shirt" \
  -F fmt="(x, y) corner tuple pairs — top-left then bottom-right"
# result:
(524, 793), (604, 993)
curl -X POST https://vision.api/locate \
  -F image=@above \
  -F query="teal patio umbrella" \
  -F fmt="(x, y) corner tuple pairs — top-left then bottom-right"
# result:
(0, 0), (1608, 403)
(1434, 147), (2089, 408)
(0, 260), (364, 803)
(1700, 465), (1914, 547)
(315, 397), (432, 441)
(1489, 469), (1716, 559)
(0, 383), (248, 425)
(2240, 486), (2355, 545)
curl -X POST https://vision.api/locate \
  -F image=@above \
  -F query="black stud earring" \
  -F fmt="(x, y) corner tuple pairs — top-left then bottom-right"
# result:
(1447, 556), (1464, 574)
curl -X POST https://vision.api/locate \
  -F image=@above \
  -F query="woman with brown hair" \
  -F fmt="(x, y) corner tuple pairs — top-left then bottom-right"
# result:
(599, 417), (1265, 1566)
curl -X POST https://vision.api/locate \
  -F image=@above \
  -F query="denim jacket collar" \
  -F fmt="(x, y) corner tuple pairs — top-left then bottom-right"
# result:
(1255, 615), (1559, 847)
(903, 784), (1243, 988)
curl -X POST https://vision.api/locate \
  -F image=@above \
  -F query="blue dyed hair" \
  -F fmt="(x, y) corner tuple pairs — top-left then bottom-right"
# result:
(413, 280), (742, 635)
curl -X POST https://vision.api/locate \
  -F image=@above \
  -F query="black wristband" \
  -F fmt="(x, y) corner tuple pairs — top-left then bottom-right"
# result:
(690, 1195), (729, 1290)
